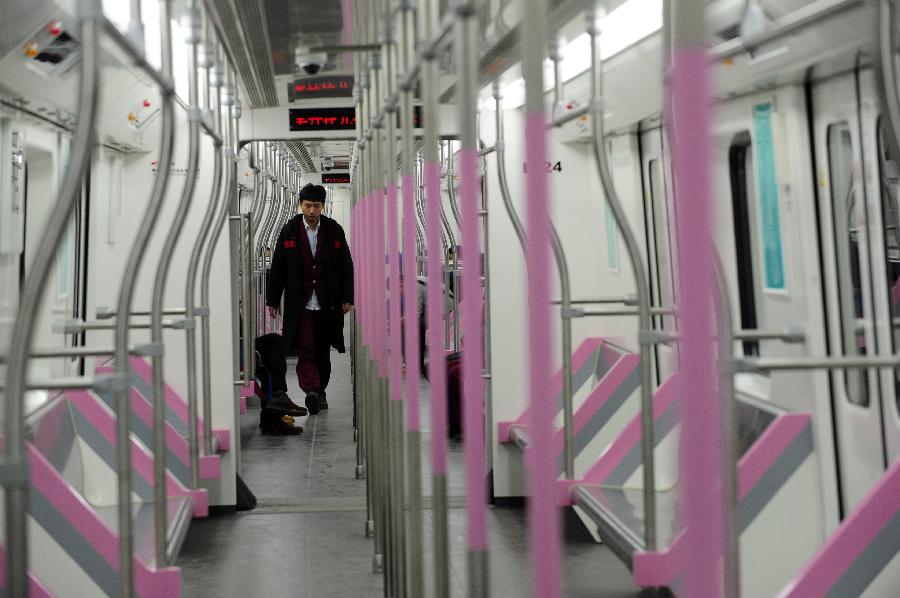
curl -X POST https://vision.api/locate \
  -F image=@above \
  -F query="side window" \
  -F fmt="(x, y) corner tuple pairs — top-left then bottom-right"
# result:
(876, 119), (900, 412)
(827, 122), (869, 407)
(728, 131), (759, 356)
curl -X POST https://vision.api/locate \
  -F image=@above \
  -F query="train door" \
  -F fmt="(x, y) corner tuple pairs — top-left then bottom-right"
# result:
(812, 71), (890, 512)
(861, 72), (900, 465)
(639, 123), (678, 381)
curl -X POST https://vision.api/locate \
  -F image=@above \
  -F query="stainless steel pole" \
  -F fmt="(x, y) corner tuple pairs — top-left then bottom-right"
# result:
(588, 10), (657, 551)
(712, 253), (740, 598)
(111, 0), (176, 586)
(438, 142), (456, 351)
(200, 52), (229, 455)
(445, 142), (462, 351)
(226, 74), (244, 475)
(399, 0), (424, 594)
(149, 0), (199, 564)
(421, 0), (450, 594)
(455, 2), (489, 595)
(549, 42), (576, 481)
(2, 3), (100, 595)
(184, 21), (221, 490)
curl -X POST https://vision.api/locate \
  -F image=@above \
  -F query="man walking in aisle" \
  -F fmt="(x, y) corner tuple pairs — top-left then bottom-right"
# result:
(267, 183), (354, 415)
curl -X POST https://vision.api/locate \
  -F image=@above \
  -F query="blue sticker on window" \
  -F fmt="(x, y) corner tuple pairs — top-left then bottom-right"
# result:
(753, 103), (785, 290)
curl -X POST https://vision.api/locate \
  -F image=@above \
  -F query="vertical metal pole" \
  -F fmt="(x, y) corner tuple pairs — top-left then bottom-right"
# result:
(246, 211), (255, 381)
(148, 0), (195, 565)
(588, 10), (656, 551)
(480, 148), (495, 493)
(445, 142), (462, 351)
(185, 15), (220, 490)
(421, 0), (450, 594)
(439, 142), (456, 351)
(3, 2), (100, 595)
(549, 45), (575, 480)
(523, 0), (561, 596)
(712, 253), (740, 598)
(399, 1), (424, 595)
(200, 51), (228, 456)
(455, 2), (489, 595)
(669, 0), (723, 595)
(224, 65), (242, 457)
(113, 0), (175, 585)
(382, 3), (407, 595)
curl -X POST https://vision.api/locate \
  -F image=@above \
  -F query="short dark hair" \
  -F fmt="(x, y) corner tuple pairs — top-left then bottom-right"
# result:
(299, 183), (327, 204)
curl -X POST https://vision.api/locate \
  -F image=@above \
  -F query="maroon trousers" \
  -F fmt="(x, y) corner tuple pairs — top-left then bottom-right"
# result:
(295, 308), (332, 394)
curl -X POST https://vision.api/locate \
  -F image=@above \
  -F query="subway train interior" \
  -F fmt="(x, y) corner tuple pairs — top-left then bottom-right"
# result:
(1, 0), (900, 596)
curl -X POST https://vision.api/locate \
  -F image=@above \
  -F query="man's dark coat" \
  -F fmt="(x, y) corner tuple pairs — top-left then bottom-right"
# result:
(266, 214), (354, 353)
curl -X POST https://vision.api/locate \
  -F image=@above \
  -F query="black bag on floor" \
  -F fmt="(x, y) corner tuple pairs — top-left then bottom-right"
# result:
(235, 474), (256, 511)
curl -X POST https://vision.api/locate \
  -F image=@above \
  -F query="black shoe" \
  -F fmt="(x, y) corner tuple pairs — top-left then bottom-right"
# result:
(305, 391), (320, 416)
(261, 418), (303, 435)
(265, 391), (308, 416)
(318, 392), (328, 411)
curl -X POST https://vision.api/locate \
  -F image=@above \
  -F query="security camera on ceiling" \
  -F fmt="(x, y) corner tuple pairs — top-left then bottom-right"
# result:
(295, 45), (327, 76)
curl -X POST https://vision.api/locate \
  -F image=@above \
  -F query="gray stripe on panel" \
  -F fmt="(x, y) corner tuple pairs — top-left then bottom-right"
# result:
(30, 489), (118, 596)
(739, 424), (813, 532)
(825, 510), (900, 598)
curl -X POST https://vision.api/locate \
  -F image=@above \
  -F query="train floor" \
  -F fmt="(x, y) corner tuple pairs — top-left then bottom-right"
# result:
(178, 350), (648, 597)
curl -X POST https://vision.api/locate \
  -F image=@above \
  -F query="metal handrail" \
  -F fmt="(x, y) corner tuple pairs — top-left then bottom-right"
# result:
(199, 52), (229, 456)
(2, 4), (101, 595)
(877, 0), (900, 174)
(587, 11), (657, 551)
(736, 354), (900, 372)
(114, 0), (176, 580)
(148, 5), (202, 564)
(184, 25), (223, 485)
(456, 2), (490, 594)
(418, 0), (450, 592)
(443, 141), (462, 350)
(399, 0), (425, 593)
(550, 42), (576, 480)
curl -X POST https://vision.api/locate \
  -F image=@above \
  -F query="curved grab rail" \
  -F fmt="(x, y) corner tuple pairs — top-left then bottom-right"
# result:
(110, 0), (177, 590)
(2, 6), (101, 596)
(492, 83), (576, 478)
(399, 1), (425, 591)
(149, 0), (201, 565)
(184, 42), (222, 498)
(440, 142), (461, 349)
(877, 0), (900, 174)
(199, 56), (229, 455)
(711, 249), (740, 598)
(587, 12), (657, 551)
(548, 47), (577, 478)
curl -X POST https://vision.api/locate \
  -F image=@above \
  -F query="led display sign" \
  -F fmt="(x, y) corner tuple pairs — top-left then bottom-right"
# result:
(322, 173), (351, 184)
(288, 106), (424, 132)
(288, 75), (354, 101)
(289, 107), (357, 131)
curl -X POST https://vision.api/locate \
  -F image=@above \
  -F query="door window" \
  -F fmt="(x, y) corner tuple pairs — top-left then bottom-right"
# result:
(876, 119), (900, 413)
(827, 122), (869, 407)
(729, 132), (760, 356)
(646, 159), (675, 331)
